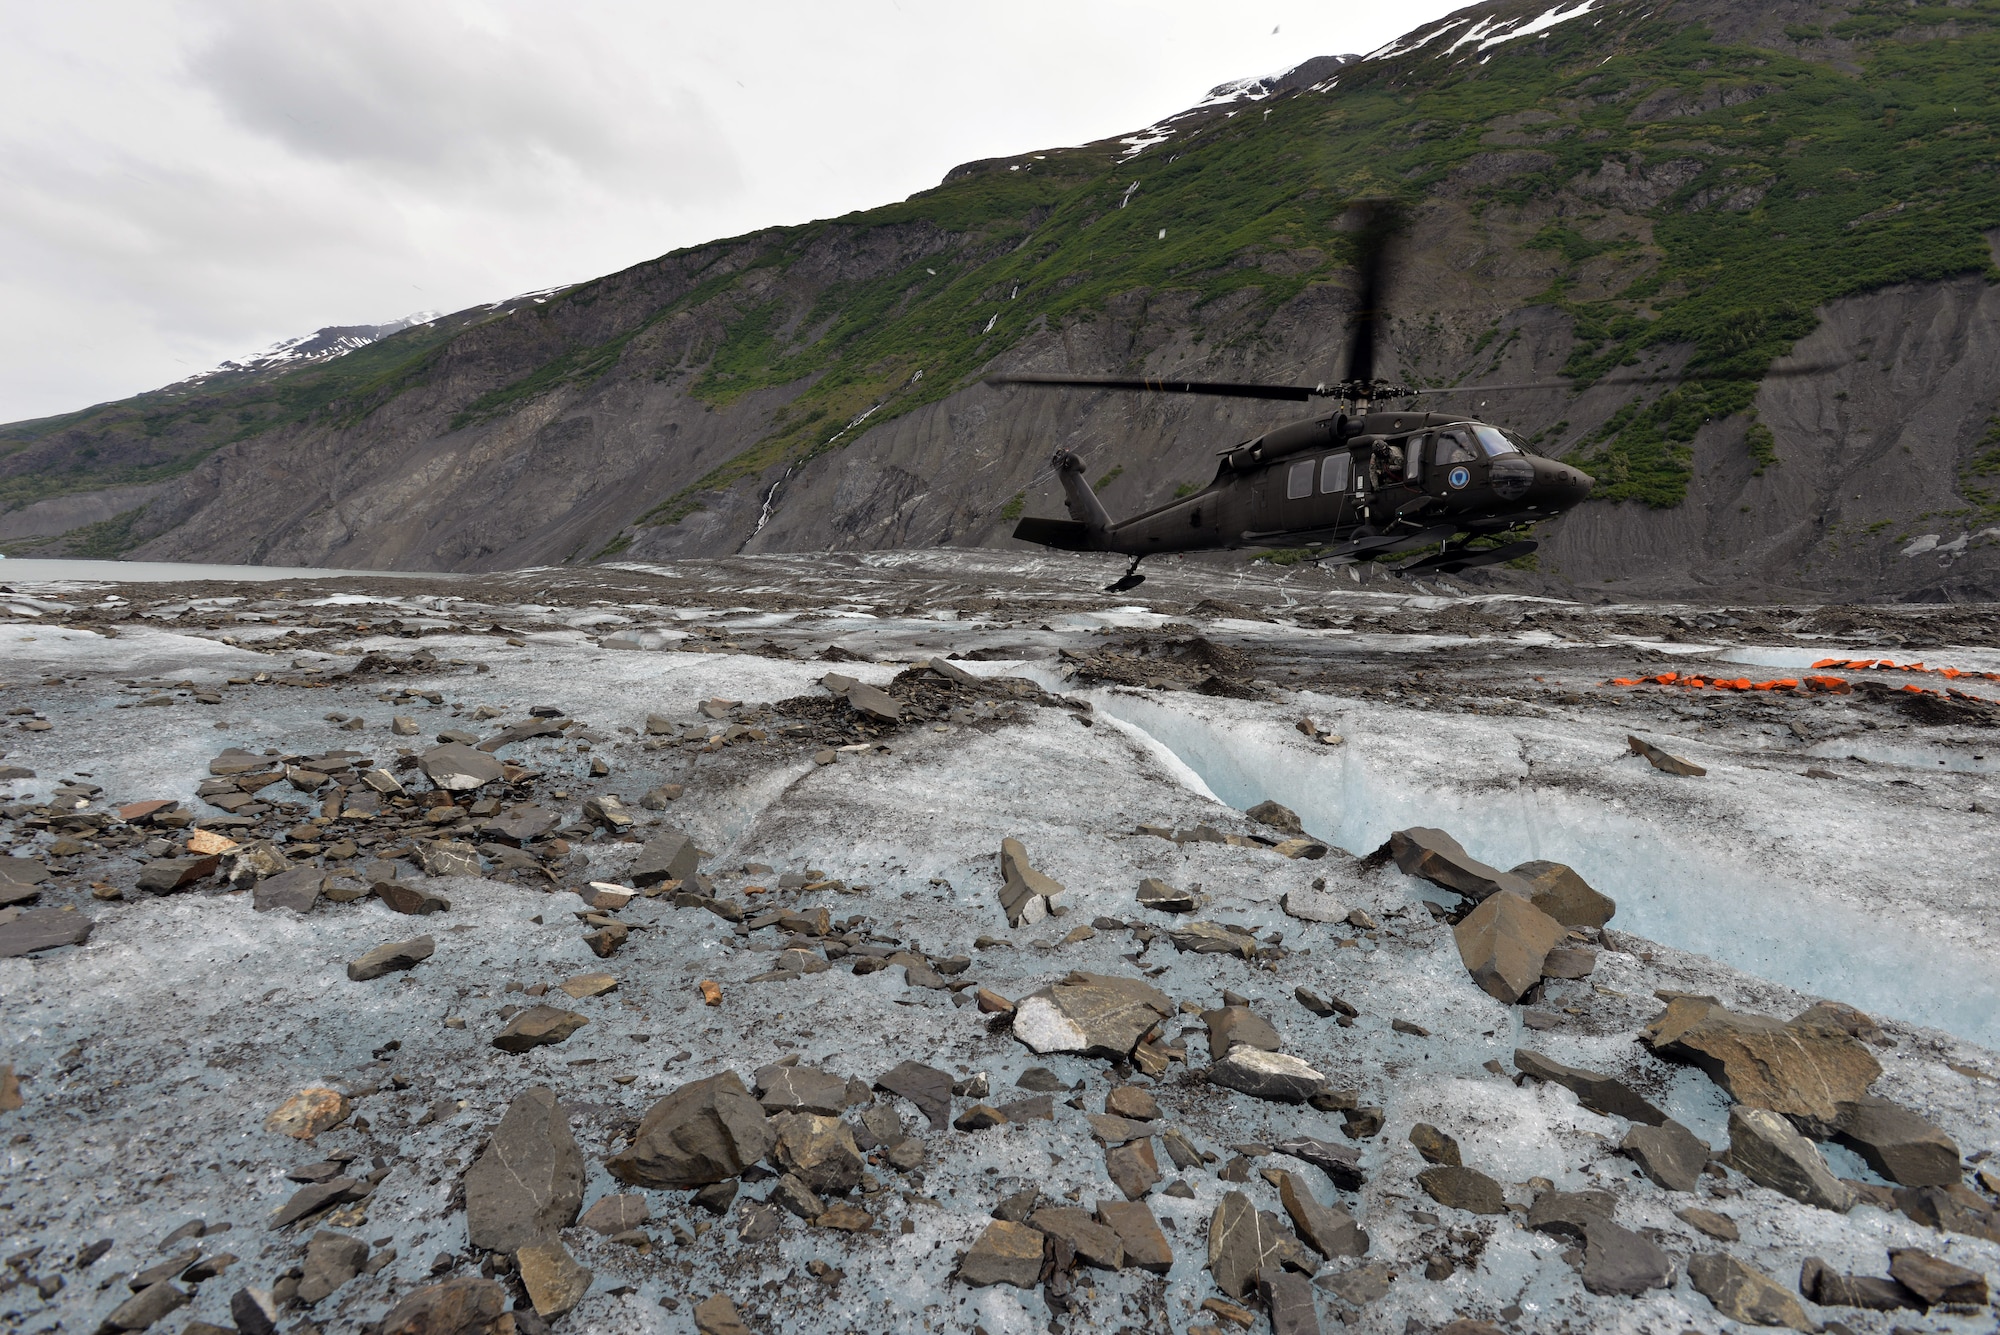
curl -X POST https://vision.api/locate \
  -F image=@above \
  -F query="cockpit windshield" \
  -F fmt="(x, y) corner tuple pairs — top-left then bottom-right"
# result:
(1472, 424), (1521, 458)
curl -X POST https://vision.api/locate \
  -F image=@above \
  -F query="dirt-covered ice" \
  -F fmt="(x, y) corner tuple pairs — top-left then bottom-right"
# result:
(0, 551), (1995, 1334)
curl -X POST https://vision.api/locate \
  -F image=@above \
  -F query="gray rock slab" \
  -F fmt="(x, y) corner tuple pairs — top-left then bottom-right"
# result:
(464, 1087), (584, 1253)
(347, 936), (434, 982)
(1207, 1190), (1311, 1300)
(0, 907), (93, 957)
(1515, 1048), (1668, 1125)
(1389, 826), (1533, 901)
(1277, 1170), (1368, 1259)
(1011, 971), (1173, 1059)
(1209, 1048), (1327, 1104)
(959, 1219), (1044, 1288)
(754, 1062), (848, 1115)
(254, 866), (324, 914)
(607, 1071), (775, 1188)
(419, 743), (503, 791)
(1832, 1095), (1962, 1187)
(1416, 1166), (1507, 1215)
(874, 1059), (954, 1130)
(1271, 1136), (1366, 1192)
(630, 828), (700, 888)
(1725, 1105), (1856, 1211)
(1581, 1221), (1672, 1297)
(1621, 1118), (1710, 1192)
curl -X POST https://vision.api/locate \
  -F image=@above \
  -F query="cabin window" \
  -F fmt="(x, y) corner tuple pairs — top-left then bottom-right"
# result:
(1433, 431), (1477, 466)
(1320, 454), (1349, 494)
(1402, 440), (1423, 481)
(1286, 460), (1315, 500)
(1472, 424), (1521, 457)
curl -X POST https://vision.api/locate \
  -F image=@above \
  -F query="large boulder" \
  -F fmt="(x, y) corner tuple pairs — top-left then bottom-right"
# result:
(1687, 1254), (1814, 1330)
(1724, 1106), (1857, 1212)
(959, 1220), (1045, 1288)
(1800, 1256), (1920, 1311)
(516, 1239), (591, 1318)
(1831, 1096), (1962, 1187)
(1580, 1221), (1673, 1297)
(1888, 1248), (1989, 1307)
(377, 1277), (510, 1335)
(254, 866), (324, 914)
(1273, 1136), (1366, 1192)
(1168, 921), (1257, 958)
(1453, 892), (1566, 1003)
(347, 936), (435, 982)
(1416, 1166), (1507, 1216)
(1643, 996), (1881, 1134)
(1011, 972), (1173, 1059)
(769, 1113), (865, 1194)
(1510, 860), (1616, 927)
(492, 1006), (586, 1052)
(1104, 1138), (1161, 1200)
(1388, 827), (1533, 902)
(1245, 800), (1303, 834)
(464, 1088), (584, 1253)
(874, 1059), (955, 1130)
(606, 1071), (775, 1189)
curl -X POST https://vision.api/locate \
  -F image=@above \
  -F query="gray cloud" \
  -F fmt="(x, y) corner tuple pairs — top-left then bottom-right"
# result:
(189, 2), (740, 192)
(0, 0), (1458, 423)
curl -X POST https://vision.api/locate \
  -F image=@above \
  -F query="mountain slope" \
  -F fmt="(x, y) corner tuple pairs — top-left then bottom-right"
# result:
(4, 0), (1999, 600)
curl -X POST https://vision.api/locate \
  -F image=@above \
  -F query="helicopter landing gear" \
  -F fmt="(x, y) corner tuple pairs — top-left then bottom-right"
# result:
(1394, 536), (1538, 576)
(1104, 555), (1146, 593)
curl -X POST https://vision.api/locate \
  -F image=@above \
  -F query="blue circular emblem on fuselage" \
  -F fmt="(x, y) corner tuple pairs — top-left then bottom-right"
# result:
(1448, 465), (1471, 489)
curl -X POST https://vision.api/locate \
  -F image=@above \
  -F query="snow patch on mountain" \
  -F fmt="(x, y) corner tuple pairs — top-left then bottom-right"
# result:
(175, 310), (444, 387)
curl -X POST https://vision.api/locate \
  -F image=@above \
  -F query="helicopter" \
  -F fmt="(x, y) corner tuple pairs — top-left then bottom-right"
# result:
(986, 203), (1602, 591)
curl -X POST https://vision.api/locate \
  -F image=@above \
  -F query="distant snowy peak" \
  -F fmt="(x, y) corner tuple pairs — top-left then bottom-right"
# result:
(1113, 53), (1361, 160)
(1364, 0), (1600, 63)
(1200, 53), (1360, 105)
(178, 310), (444, 386)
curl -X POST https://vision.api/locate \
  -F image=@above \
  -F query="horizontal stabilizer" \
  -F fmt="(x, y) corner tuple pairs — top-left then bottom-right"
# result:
(1013, 517), (1098, 550)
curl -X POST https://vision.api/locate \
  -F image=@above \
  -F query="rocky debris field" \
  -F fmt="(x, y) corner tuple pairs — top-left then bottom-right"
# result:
(0, 549), (1996, 1335)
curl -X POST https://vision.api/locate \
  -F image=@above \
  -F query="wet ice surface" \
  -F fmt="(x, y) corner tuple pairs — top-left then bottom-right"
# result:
(1, 550), (1996, 1334)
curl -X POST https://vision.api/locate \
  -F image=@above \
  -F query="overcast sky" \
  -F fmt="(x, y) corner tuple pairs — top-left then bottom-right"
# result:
(0, 1), (1463, 423)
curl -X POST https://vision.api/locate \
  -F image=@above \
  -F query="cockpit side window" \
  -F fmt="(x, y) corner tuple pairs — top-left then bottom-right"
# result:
(1472, 424), (1521, 458)
(1433, 431), (1478, 466)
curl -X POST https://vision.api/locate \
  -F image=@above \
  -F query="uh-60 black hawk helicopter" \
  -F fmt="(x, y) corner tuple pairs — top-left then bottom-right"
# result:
(986, 203), (1599, 592)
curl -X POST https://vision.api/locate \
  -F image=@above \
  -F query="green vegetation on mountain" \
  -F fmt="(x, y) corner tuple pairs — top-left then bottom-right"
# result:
(0, 316), (471, 519)
(603, 0), (2000, 521)
(5, 0), (1999, 540)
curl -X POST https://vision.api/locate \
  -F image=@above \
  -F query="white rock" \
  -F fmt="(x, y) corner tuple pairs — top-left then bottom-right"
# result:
(1010, 996), (1090, 1054)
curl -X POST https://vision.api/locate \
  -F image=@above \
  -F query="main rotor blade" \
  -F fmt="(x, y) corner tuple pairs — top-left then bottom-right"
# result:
(1343, 200), (1400, 387)
(985, 374), (1319, 402)
(1407, 362), (1843, 396)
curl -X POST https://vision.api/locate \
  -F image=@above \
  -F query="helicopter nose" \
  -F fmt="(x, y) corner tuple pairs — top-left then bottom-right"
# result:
(1534, 458), (1593, 509)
